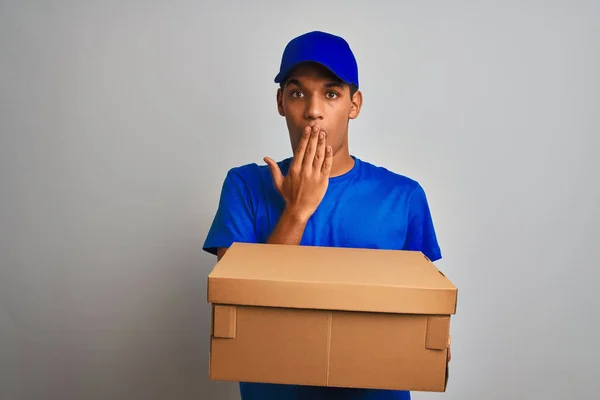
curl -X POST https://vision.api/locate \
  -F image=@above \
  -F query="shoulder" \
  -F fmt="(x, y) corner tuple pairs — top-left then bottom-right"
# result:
(224, 162), (264, 181)
(221, 158), (292, 191)
(222, 161), (269, 185)
(357, 158), (422, 193)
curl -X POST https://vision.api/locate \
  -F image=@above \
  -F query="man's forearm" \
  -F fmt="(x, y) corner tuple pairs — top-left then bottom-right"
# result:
(217, 209), (308, 261)
(266, 208), (309, 245)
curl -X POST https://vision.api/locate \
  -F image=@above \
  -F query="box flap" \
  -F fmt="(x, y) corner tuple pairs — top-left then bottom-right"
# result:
(212, 305), (237, 339)
(208, 242), (457, 315)
(425, 316), (450, 350)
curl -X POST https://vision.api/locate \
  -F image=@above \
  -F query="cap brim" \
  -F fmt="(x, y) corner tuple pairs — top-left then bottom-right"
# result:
(274, 60), (354, 86)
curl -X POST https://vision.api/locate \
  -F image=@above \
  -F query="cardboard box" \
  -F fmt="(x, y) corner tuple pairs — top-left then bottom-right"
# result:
(207, 242), (457, 392)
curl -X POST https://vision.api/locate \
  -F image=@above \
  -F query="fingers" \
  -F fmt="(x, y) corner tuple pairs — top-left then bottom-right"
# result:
(313, 129), (327, 170)
(264, 157), (284, 192)
(291, 124), (331, 177)
(321, 145), (333, 176)
(302, 125), (320, 169)
(291, 126), (311, 170)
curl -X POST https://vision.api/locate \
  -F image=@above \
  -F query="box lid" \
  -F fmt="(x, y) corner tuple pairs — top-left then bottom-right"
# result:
(207, 242), (457, 315)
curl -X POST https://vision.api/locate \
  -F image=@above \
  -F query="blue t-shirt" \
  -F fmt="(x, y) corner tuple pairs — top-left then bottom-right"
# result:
(203, 155), (442, 400)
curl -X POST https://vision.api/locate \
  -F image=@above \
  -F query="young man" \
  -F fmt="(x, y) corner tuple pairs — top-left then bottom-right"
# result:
(203, 31), (446, 400)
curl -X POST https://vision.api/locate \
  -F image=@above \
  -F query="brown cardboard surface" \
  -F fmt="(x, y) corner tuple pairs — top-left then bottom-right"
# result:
(327, 311), (448, 391)
(208, 242), (457, 315)
(425, 316), (451, 350)
(213, 305), (236, 339)
(207, 242), (456, 392)
(210, 306), (330, 386)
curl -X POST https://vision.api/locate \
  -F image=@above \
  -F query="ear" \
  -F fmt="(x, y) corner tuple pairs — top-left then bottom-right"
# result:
(276, 88), (285, 117)
(349, 90), (363, 120)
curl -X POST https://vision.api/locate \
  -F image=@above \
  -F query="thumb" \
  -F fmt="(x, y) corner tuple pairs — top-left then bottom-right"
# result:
(264, 157), (284, 191)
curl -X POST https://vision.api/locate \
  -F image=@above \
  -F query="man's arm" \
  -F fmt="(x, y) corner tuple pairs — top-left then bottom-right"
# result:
(404, 183), (449, 361)
(265, 209), (309, 245)
(216, 124), (331, 261)
(404, 183), (442, 262)
(216, 247), (228, 261)
(216, 210), (309, 261)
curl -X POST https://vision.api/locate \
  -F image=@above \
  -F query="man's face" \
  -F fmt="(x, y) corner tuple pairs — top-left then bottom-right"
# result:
(276, 63), (361, 156)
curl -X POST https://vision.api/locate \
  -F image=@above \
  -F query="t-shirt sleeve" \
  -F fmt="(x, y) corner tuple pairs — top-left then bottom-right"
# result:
(202, 169), (258, 256)
(403, 183), (442, 262)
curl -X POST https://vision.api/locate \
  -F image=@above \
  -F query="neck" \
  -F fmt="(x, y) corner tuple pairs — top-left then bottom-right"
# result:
(329, 147), (354, 177)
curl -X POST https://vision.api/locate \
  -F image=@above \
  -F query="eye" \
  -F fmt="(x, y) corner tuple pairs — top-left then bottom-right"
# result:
(291, 90), (304, 98)
(326, 91), (339, 99)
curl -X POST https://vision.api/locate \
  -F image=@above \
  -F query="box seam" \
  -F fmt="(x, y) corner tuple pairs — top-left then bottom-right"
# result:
(325, 311), (332, 386)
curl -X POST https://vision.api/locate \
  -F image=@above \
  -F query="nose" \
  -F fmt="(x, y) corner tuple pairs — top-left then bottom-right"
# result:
(304, 94), (324, 121)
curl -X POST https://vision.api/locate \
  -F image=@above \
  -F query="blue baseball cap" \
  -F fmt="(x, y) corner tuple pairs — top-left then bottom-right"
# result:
(274, 31), (359, 88)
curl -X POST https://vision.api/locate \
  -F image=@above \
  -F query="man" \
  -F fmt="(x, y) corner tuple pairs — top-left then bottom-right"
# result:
(203, 31), (447, 400)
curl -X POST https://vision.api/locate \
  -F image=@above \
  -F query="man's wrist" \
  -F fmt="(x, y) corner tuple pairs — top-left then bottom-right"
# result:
(266, 206), (310, 246)
(281, 207), (311, 226)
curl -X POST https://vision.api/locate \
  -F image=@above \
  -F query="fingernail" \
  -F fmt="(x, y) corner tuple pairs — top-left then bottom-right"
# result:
(313, 125), (319, 133)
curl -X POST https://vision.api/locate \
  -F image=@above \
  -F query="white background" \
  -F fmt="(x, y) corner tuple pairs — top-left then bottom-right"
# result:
(1, 1), (599, 399)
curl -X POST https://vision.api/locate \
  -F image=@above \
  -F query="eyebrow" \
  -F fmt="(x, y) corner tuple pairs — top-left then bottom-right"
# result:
(324, 82), (344, 88)
(285, 79), (302, 88)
